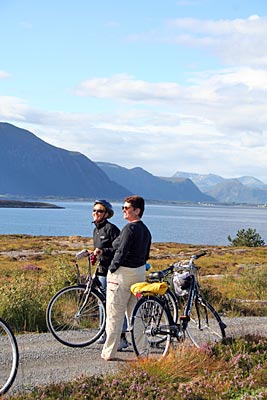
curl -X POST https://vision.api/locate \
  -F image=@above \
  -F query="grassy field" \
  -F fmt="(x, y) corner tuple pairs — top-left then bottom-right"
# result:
(0, 234), (266, 333)
(1, 234), (266, 399)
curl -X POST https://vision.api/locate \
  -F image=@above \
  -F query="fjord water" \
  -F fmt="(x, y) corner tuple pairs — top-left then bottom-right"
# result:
(1, 202), (267, 245)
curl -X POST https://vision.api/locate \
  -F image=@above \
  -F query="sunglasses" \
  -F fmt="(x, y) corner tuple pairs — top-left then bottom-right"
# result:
(122, 206), (132, 210)
(93, 209), (105, 214)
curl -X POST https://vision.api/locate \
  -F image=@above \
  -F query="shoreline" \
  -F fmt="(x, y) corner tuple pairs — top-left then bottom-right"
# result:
(0, 200), (64, 209)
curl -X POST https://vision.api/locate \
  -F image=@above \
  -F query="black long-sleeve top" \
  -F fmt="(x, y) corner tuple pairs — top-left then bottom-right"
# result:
(109, 220), (151, 273)
(93, 219), (120, 276)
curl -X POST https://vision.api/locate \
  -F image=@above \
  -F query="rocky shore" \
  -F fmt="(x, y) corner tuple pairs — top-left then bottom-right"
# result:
(0, 200), (64, 209)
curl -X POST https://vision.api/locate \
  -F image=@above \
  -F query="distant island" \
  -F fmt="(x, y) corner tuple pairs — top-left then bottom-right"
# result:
(0, 200), (64, 209)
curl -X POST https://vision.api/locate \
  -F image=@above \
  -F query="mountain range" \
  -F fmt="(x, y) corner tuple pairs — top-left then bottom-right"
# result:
(0, 122), (130, 199)
(173, 171), (267, 204)
(1, 122), (267, 205)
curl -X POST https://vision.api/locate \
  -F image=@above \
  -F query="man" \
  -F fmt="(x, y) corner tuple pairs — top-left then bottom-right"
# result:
(101, 195), (151, 361)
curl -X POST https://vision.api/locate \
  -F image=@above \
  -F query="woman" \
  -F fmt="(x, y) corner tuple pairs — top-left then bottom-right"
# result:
(92, 200), (128, 349)
(101, 195), (152, 361)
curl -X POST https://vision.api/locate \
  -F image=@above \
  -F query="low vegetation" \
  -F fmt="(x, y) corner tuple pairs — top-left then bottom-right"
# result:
(8, 335), (267, 399)
(0, 234), (266, 399)
(228, 228), (265, 247)
(0, 234), (266, 332)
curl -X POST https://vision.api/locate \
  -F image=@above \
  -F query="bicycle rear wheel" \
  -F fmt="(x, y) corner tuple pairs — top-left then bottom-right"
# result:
(131, 296), (172, 359)
(186, 296), (226, 347)
(0, 318), (19, 395)
(46, 285), (106, 347)
(165, 288), (179, 323)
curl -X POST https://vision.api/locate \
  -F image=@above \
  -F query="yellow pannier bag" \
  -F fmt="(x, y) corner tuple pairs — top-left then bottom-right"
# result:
(131, 281), (168, 296)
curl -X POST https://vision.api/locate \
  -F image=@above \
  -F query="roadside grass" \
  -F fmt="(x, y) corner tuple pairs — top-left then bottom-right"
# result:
(0, 235), (266, 398)
(0, 235), (266, 332)
(7, 335), (267, 400)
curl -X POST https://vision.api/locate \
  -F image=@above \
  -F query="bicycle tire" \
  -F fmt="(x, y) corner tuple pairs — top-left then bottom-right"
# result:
(0, 318), (19, 395)
(46, 285), (106, 347)
(186, 296), (226, 347)
(131, 296), (172, 359)
(165, 288), (179, 323)
(148, 289), (179, 347)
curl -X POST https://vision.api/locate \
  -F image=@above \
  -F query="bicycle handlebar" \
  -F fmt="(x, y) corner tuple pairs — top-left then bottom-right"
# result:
(191, 251), (207, 260)
(148, 252), (207, 282)
(76, 249), (91, 260)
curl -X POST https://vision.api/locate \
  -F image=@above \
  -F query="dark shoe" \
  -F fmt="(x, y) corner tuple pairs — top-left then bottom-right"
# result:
(97, 332), (106, 344)
(117, 337), (129, 351)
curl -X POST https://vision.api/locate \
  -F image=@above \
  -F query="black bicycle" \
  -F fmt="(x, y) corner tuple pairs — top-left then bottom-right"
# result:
(46, 250), (106, 347)
(0, 317), (19, 395)
(130, 252), (227, 359)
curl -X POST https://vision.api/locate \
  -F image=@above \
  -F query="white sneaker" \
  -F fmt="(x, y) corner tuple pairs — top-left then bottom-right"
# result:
(117, 337), (129, 351)
(97, 332), (106, 344)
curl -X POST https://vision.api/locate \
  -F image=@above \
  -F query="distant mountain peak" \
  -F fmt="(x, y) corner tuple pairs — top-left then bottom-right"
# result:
(0, 123), (131, 199)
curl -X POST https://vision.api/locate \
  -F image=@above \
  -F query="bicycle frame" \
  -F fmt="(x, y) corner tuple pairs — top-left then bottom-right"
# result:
(74, 255), (106, 317)
(146, 251), (226, 338)
(131, 252), (227, 358)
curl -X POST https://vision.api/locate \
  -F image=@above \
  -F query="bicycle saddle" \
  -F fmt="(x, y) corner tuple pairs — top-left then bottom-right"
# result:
(148, 271), (165, 281)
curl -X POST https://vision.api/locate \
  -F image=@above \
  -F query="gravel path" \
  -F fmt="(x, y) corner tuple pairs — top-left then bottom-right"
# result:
(11, 332), (132, 395)
(8, 316), (267, 395)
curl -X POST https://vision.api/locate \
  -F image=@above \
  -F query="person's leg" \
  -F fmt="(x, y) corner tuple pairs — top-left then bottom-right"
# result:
(101, 265), (146, 360)
(118, 316), (130, 351)
(98, 275), (106, 324)
(101, 271), (131, 360)
(125, 265), (146, 326)
(97, 275), (107, 344)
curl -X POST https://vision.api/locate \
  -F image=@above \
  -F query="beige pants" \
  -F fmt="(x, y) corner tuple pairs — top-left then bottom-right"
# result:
(101, 265), (146, 360)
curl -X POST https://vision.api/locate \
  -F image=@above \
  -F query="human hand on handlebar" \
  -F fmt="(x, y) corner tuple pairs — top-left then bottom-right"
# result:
(76, 249), (90, 260)
(93, 248), (103, 256)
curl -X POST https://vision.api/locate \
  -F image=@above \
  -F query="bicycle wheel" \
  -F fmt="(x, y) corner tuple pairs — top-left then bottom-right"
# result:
(0, 318), (19, 395)
(165, 288), (179, 323)
(186, 296), (226, 347)
(131, 296), (172, 359)
(46, 285), (106, 347)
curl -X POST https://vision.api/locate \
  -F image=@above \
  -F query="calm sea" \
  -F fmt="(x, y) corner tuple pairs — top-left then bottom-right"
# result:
(1, 201), (267, 246)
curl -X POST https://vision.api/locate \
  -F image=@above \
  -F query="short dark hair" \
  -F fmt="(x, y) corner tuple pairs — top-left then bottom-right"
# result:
(124, 195), (145, 217)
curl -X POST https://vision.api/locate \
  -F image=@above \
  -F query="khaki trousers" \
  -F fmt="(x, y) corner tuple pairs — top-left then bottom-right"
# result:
(101, 265), (146, 360)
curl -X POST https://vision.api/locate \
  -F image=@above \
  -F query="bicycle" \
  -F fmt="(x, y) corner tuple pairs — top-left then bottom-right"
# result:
(46, 250), (106, 347)
(0, 317), (19, 395)
(130, 251), (227, 359)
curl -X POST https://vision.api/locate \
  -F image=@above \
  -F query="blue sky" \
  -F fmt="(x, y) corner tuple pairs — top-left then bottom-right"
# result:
(1, 0), (267, 182)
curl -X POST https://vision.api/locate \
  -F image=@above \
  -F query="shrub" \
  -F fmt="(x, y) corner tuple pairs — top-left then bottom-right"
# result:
(0, 257), (77, 333)
(0, 273), (47, 332)
(228, 228), (265, 247)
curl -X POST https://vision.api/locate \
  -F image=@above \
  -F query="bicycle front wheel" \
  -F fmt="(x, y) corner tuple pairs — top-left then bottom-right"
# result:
(186, 297), (226, 347)
(46, 285), (106, 347)
(0, 318), (19, 395)
(131, 296), (172, 360)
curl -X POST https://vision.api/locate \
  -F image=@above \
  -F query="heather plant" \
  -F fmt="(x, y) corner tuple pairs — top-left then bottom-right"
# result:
(7, 336), (267, 400)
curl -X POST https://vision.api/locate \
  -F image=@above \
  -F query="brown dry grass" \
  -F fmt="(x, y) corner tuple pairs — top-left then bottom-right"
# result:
(0, 234), (266, 315)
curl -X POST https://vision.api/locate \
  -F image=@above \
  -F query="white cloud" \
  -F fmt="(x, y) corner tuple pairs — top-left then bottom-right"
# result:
(2, 61), (267, 181)
(74, 74), (188, 103)
(2, 11), (267, 183)
(0, 71), (11, 79)
(173, 15), (267, 66)
(131, 15), (267, 67)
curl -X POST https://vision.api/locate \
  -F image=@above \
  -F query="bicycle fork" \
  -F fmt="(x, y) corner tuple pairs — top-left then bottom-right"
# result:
(74, 280), (93, 318)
